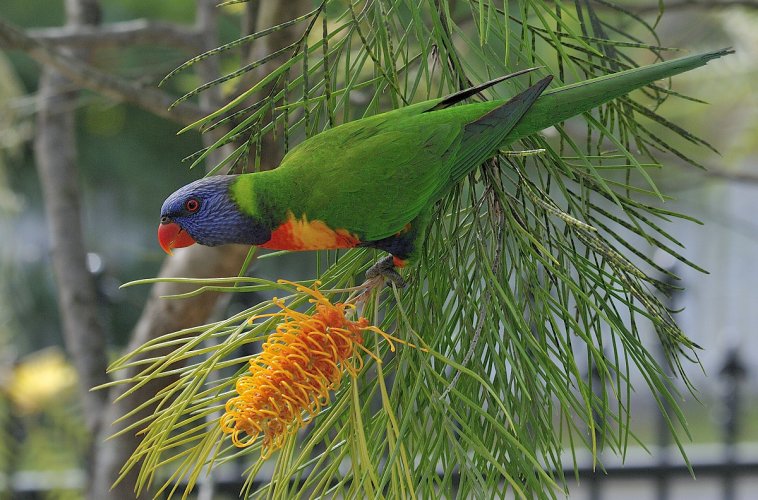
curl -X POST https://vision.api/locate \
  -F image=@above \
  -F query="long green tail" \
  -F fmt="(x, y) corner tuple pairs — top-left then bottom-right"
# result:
(506, 49), (733, 143)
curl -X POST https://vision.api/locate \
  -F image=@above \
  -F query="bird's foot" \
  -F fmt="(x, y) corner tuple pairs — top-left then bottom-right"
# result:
(346, 256), (406, 306)
(365, 255), (406, 289)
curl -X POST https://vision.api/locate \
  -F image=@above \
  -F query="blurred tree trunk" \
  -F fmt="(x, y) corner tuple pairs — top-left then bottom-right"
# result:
(33, 0), (109, 496)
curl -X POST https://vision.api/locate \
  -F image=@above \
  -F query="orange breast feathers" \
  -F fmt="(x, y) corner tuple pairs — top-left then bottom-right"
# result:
(259, 212), (361, 251)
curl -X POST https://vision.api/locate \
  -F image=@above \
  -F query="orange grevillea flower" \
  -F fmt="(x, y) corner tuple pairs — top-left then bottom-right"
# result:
(220, 281), (400, 456)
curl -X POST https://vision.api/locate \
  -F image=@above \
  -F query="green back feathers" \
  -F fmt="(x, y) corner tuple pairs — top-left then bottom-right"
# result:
(260, 81), (550, 241)
(271, 116), (461, 241)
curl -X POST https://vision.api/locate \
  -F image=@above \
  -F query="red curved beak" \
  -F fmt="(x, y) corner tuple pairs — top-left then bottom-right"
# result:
(158, 222), (196, 255)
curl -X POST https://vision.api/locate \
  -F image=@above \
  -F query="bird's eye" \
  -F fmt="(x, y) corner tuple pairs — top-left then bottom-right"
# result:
(185, 198), (200, 212)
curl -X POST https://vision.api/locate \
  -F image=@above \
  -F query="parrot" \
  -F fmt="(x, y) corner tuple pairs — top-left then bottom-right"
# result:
(158, 49), (730, 284)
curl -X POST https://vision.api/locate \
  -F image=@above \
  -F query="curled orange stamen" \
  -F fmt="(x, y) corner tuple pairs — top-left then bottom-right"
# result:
(220, 281), (413, 456)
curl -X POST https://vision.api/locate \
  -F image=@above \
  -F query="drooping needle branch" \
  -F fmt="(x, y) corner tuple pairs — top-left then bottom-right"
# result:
(595, 0), (758, 13)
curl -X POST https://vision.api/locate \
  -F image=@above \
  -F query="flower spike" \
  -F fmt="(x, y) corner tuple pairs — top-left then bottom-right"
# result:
(220, 280), (414, 456)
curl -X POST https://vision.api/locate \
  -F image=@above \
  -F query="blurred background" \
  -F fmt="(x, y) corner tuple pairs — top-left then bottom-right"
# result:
(0, 0), (756, 498)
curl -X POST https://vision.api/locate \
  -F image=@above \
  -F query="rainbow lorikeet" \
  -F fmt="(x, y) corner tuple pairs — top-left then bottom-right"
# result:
(159, 50), (729, 282)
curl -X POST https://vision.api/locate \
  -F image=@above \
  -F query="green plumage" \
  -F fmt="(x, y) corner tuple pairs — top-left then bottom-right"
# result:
(223, 50), (729, 260)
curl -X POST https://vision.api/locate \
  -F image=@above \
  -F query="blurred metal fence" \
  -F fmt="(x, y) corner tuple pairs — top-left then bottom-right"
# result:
(571, 264), (756, 500)
(573, 345), (756, 500)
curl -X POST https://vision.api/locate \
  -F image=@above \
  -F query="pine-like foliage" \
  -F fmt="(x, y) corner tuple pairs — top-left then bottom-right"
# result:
(106, 1), (719, 497)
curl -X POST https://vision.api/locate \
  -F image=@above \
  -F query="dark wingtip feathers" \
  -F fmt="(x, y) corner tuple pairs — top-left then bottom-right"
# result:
(427, 67), (544, 113)
(470, 75), (553, 128)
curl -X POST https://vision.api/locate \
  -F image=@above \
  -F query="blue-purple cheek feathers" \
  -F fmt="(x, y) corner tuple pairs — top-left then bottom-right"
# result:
(158, 176), (271, 250)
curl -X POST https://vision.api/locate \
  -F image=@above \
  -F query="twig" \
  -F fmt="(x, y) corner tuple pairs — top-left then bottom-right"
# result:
(26, 19), (202, 51)
(703, 166), (758, 183)
(593, 0), (758, 13)
(0, 17), (207, 126)
(639, 146), (758, 185)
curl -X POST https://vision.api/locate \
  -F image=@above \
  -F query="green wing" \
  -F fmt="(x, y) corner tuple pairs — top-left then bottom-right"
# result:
(272, 78), (550, 241)
(272, 113), (459, 241)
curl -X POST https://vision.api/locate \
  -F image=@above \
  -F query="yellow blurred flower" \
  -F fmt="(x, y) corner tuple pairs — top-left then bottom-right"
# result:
(5, 348), (77, 414)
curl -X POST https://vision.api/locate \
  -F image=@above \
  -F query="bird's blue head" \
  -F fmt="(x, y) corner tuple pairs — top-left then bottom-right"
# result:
(158, 175), (271, 254)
